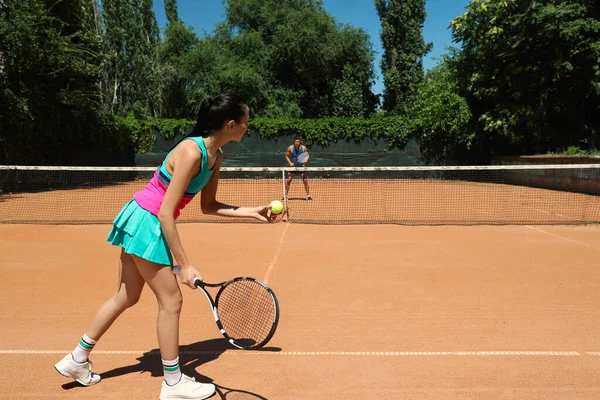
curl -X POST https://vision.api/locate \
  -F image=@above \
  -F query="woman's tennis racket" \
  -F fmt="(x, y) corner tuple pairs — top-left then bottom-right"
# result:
(172, 266), (280, 350)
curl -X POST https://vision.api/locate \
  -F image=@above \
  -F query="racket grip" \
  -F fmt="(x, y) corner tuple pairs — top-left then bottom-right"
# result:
(172, 265), (203, 288)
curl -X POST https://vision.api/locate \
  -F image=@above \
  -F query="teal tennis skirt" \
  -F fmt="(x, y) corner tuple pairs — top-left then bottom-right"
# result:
(106, 199), (173, 266)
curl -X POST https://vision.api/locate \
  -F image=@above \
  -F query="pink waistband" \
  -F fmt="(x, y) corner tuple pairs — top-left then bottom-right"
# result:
(133, 171), (192, 220)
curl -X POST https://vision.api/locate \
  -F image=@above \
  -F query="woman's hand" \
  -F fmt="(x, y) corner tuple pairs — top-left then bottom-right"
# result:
(250, 205), (279, 223)
(176, 264), (203, 289)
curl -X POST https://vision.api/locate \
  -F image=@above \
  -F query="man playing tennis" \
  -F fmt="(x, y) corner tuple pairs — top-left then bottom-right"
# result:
(284, 136), (312, 201)
(54, 93), (277, 400)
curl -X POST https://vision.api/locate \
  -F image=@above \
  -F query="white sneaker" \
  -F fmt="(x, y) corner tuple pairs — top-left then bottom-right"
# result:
(159, 374), (215, 399)
(54, 353), (101, 386)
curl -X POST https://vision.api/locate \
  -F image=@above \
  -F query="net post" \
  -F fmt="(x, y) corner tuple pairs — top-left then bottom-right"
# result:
(281, 169), (289, 220)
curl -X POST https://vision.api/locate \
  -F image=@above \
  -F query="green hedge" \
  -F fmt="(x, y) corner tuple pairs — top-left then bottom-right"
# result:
(1, 112), (415, 165)
(116, 115), (415, 154)
(249, 116), (413, 149)
(110, 115), (192, 154)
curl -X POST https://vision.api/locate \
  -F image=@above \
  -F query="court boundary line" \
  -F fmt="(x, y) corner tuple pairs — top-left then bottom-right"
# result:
(0, 350), (589, 357)
(262, 223), (289, 285)
(525, 225), (596, 249)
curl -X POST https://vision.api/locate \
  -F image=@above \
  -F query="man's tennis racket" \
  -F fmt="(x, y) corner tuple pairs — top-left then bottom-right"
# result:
(296, 152), (309, 165)
(172, 266), (279, 350)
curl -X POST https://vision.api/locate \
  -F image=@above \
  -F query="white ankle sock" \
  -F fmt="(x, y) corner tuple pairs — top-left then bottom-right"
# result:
(162, 357), (182, 386)
(72, 333), (96, 363)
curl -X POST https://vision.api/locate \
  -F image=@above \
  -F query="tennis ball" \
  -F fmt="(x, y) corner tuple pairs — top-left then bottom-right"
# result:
(270, 200), (284, 215)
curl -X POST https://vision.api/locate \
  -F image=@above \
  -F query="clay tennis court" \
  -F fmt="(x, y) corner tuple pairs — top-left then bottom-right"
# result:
(1, 167), (600, 399)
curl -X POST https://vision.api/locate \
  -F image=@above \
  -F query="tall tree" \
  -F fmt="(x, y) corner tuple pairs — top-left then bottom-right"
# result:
(413, 50), (473, 165)
(157, 19), (199, 118)
(165, 0), (178, 24)
(223, 0), (378, 117)
(0, 0), (102, 164)
(100, 0), (160, 117)
(451, 0), (600, 156)
(376, 0), (432, 115)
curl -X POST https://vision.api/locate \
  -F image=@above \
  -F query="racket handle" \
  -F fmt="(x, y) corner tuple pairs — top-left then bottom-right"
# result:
(172, 265), (204, 288)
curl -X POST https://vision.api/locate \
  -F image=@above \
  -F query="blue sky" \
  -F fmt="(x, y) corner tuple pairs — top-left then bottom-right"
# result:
(152, 0), (471, 96)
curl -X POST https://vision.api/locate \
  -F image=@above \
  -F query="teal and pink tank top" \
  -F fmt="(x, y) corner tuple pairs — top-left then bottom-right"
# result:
(133, 137), (220, 220)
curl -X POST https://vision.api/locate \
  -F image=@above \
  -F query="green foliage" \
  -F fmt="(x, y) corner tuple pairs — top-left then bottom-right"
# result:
(248, 117), (413, 149)
(0, 0), (103, 164)
(165, 0), (179, 24)
(376, 0), (432, 115)
(153, 0), (380, 119)
(156, 20), (200, 118)
(8, 0), (600, 167)
(221, 0), (379, 117)
(112, 115), (193, 153)
(332, 65), (369, 117)
(122, 116), (412, 154)
(100, 0), (161, 118)
(545, 146), (600, 156)
(412, 52), (473, 164)
(451, 0), (600, 158)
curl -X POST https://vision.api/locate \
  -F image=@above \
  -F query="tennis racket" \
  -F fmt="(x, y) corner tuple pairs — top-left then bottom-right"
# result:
(296, 152), (309, 165)
(172, 265), (280, 350)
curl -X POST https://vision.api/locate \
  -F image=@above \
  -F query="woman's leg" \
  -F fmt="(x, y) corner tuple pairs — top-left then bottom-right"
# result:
(84, 250), (146, 341)
(55, 250), (146, 386)
(131, 255), (215, 399)
(130, 255), (181, 360)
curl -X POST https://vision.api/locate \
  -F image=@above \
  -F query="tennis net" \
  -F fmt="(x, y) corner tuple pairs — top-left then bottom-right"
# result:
(1, 165), (599, 225)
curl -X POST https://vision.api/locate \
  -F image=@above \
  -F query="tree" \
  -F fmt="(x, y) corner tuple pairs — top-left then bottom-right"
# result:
(413, 51), (473, 164)
(376, 0), (432, 115)
(222, 0), (378, 117)
(100, 0), (161, 118)
(332, 65), (366, 117)
(0, 0), (103, 164)
(157, 18), (199, 118)
(165, 0), (178, 24)
(451, 0), (600, 157)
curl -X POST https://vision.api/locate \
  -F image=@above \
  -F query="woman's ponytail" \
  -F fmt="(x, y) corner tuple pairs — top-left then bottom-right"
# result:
(169, 92), (248, 151)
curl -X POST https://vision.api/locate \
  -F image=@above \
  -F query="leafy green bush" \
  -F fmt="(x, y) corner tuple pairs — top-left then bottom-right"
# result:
(125, 116), (414, 153)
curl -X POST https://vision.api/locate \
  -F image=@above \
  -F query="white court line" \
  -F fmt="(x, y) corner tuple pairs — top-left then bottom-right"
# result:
(587, 352), (600, 356)
(474, 206), (568, 221)
(0, 350), (583, 356)
(262, 223), (290, 285)
(530, 207), (567, 219)
(525, 225), (594, 248)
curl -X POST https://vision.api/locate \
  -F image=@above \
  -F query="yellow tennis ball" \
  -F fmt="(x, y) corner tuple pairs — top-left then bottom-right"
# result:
(270, 200), (284, 214)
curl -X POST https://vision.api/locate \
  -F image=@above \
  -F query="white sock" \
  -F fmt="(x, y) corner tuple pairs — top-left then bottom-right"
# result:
(162, 357), (182, 386)
(72, 333), (96, 363)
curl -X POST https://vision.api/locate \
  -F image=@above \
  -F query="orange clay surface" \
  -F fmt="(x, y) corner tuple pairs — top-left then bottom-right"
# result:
(1, 222), (600, 399)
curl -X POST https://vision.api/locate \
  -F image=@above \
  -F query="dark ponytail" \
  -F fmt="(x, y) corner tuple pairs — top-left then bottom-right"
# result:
(188, 97), (215, 138)
(170, 92), (248, 151)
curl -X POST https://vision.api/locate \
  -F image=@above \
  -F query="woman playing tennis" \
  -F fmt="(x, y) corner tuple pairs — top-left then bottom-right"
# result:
(54, 93), (277, 399)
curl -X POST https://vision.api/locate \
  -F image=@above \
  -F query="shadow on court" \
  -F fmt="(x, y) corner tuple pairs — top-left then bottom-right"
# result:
(61, 338), (279, 398)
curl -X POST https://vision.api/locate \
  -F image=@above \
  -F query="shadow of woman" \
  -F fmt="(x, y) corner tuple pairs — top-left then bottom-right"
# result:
(62, 337), (280, 399)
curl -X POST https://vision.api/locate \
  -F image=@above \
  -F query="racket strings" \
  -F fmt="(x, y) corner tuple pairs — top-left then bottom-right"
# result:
(217, 280), (276, 346)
